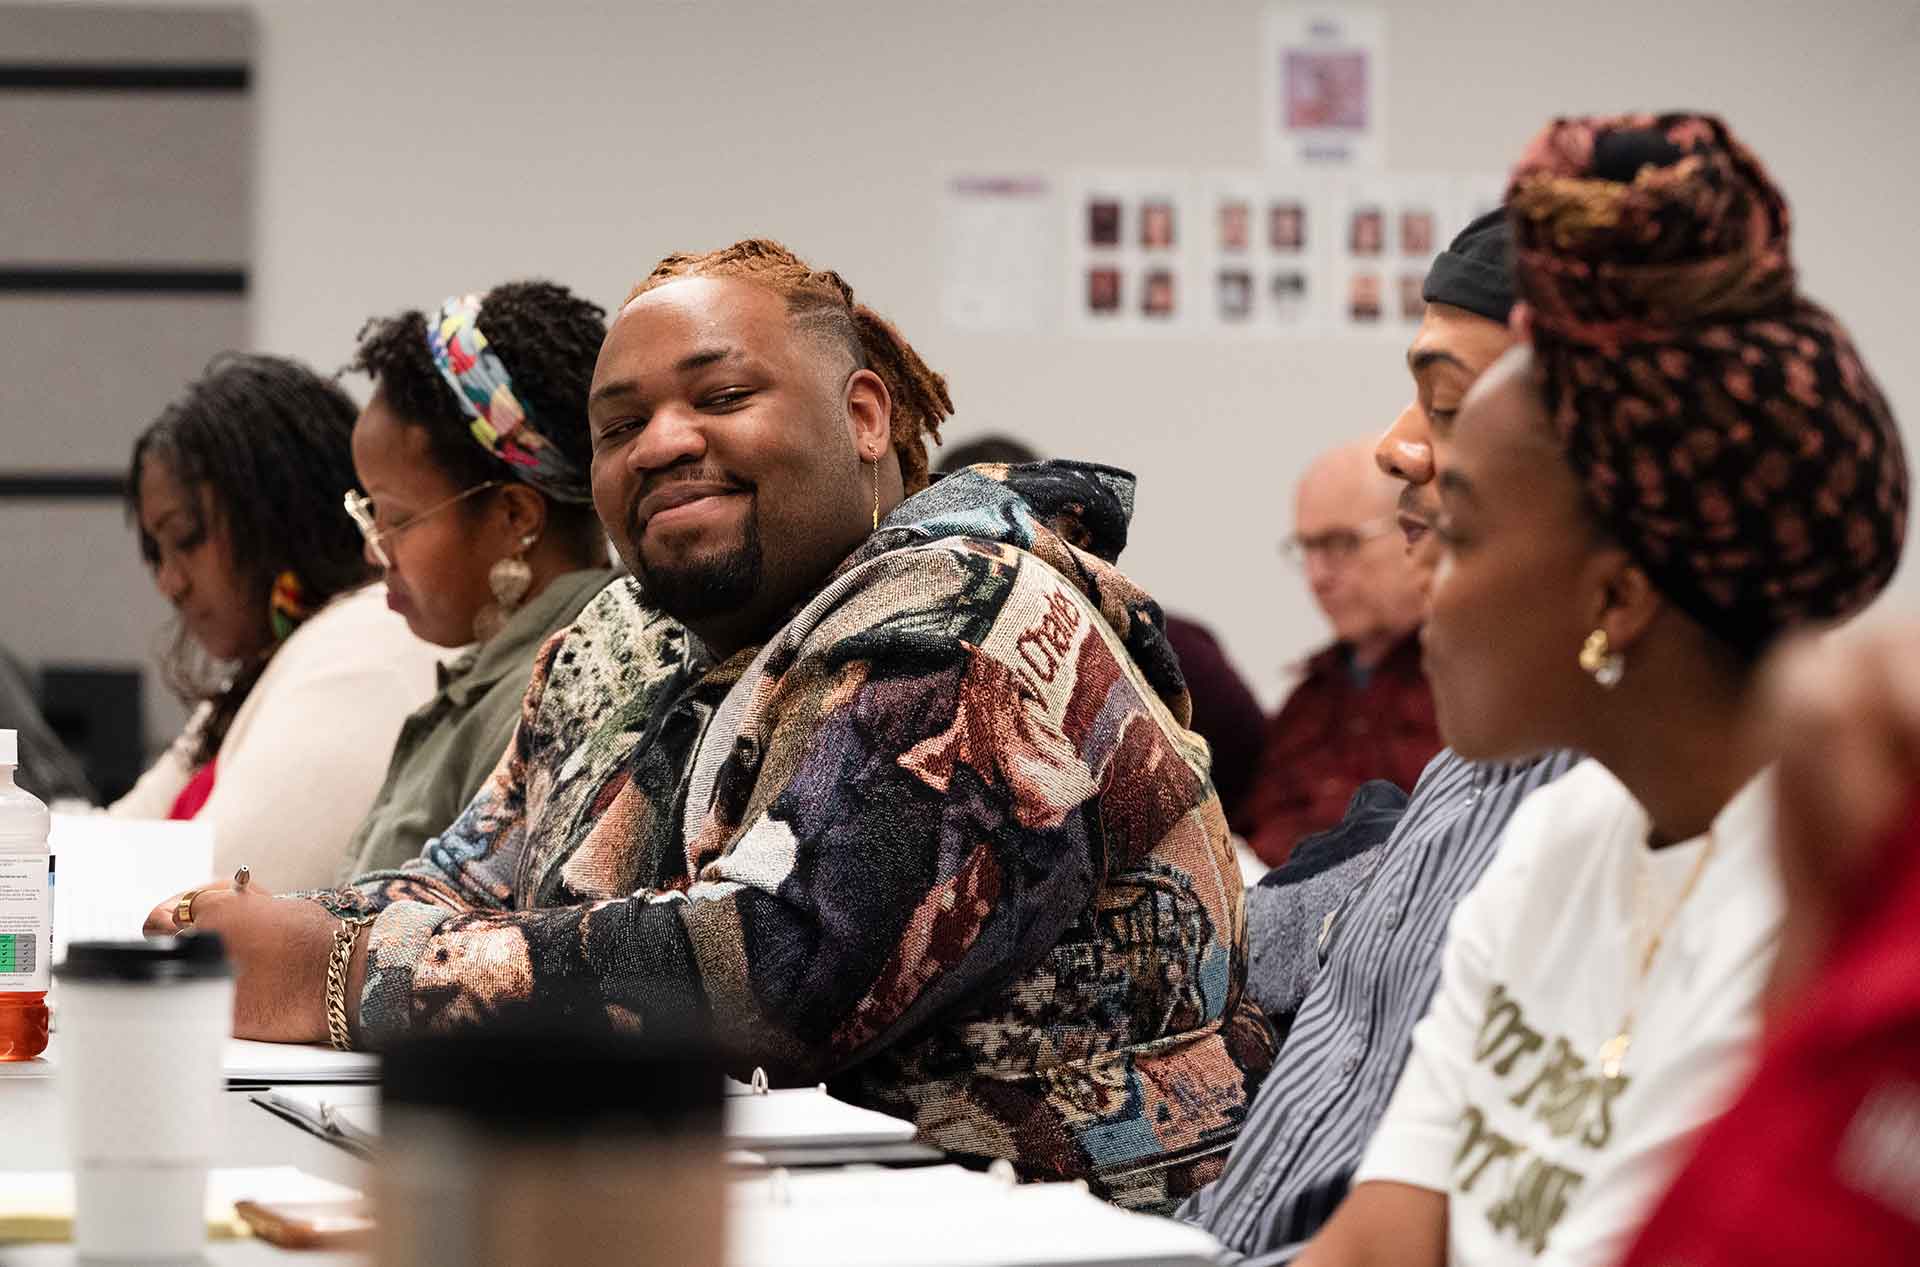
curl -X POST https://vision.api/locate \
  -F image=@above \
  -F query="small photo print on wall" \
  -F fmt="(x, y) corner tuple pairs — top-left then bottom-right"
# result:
(1348, 271), (1383, 324)
(1348, 205), (1384, 257)
(1087, 267), (1123, 316)
(1142, 269), (1177, 319)
(1087, 198), (1122, 248)
(1285, 48), (1369, 130)
(1217, 269), (1253, 321)
(1400, 208), (1434, 256)
(1218, 199), (1251, 252)
(1269, 200), (1306, 252)
(1140, 199), (1177, 249)
(1399, 272), (1425, 322)
(1270, 270), (1310, 324)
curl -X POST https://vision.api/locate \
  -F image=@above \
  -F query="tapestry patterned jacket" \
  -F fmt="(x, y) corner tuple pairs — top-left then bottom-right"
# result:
(315, 460), (1275, 1210)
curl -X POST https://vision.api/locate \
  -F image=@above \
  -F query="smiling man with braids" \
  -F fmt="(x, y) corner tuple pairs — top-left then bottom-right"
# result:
(152, 239), (1273, 1209)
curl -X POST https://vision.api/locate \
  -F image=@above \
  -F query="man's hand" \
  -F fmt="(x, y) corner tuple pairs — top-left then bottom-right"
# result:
(144, 882), (344, 1044)
(1762, 623), (1920, 1002)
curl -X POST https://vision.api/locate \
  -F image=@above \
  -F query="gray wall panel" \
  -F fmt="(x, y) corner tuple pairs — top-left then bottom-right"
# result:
(3, 5), (251, 64)
(1, 93), (250, 263)
(0, 294), (250, 470)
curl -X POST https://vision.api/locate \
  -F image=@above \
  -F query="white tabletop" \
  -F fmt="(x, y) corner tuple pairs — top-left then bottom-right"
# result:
(0, 1073), (370, 1264)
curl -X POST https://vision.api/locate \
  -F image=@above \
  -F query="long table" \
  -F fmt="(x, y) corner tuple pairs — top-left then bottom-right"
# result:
(0, 1074), (370, 1264)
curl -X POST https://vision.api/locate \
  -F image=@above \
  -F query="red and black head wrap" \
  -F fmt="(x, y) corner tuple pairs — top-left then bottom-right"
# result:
(1508, 112), (1907, 658)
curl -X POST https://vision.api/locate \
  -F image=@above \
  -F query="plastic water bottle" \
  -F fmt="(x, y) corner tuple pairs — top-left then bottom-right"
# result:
(0, 729), (53, 1060)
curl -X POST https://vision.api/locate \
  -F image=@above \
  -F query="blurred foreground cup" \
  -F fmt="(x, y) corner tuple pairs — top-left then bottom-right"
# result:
(377, 1026), (726, 1267)
(55, 935), (232, 1262)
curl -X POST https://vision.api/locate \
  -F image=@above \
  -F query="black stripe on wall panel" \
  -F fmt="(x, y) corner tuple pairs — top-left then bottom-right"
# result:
(0, 267), (246, 295)
(0, 473), (129, 501)
(0, 64), (248, 92)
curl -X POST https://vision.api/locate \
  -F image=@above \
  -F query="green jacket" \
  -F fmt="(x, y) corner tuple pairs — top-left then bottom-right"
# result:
(336, 568), (619, 882)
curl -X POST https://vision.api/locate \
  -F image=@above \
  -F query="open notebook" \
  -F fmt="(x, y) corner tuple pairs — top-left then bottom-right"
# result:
(728, 1165), (1223, 1267)
(253, 1073), (928, 1166)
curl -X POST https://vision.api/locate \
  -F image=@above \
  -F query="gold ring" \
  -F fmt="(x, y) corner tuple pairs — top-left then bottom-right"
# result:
(174, 889), (202, 928)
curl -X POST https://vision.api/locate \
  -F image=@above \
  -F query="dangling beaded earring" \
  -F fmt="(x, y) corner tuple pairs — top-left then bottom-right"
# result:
(473, 533), (536, 642)
(869, 453), (880, 532)
(1579, 629), (1626, 689)
(268, 570), (311, 643)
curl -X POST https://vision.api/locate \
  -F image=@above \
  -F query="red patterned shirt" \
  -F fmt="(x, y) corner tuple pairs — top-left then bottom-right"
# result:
(1238, 632), (1439, 867)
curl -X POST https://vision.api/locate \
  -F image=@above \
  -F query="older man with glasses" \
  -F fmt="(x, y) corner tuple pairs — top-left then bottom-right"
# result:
(1238, 438), (1438, 869)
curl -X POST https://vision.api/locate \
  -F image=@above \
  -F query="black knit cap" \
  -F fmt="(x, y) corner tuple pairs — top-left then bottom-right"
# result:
(1422, 208), (1514, 323)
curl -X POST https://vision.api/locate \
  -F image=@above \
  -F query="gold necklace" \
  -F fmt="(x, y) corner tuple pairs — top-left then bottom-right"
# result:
(1597, 827), (1720, 1080)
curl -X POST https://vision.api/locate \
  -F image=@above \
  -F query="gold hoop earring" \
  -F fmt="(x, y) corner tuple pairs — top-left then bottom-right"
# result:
(474, 532), (536, 642)
(1579, 629), (1626, 689)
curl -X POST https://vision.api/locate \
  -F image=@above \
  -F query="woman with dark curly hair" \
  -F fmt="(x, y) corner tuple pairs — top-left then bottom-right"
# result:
(333, 279), (616, 879)
(112, 353), (441, 889)
(1297, 112), (1907, 1267)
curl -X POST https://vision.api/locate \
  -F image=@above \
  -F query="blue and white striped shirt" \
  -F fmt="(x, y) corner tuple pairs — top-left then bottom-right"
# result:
(1179, 747), (1580, 1264)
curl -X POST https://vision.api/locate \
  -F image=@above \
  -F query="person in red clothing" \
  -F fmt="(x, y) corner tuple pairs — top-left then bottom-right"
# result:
(1620, 624), (1920, 1267)
(1240, 438), (1438, 866)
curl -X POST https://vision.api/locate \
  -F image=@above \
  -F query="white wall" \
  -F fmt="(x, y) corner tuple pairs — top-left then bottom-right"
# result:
(57, 0), (1920, 705)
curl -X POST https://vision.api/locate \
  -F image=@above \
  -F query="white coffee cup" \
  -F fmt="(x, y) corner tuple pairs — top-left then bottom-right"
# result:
(54, 936), (232, 1262)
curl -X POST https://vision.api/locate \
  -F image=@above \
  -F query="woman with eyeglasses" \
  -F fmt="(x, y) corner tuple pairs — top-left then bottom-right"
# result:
(112, 353), (442, 889)
(331, 281), (615, 881)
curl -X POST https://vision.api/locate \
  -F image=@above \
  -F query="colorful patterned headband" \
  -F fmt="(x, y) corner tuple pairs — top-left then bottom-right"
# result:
(427, 294), (593, 504)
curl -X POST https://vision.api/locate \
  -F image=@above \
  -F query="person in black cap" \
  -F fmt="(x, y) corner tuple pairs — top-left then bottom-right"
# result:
(1171, 209), (1581, 1262)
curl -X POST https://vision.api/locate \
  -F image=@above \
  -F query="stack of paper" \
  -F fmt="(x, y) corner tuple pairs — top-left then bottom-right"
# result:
(49, 813), (214, 958)
(724, 1086), (918, 1151)
(728, 1165), (1222, 1267)
(13, 1036), (379, 1087)
(222, 1039), (378, 1086)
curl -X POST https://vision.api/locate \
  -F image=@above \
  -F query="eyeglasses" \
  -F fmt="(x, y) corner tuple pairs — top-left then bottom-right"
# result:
(1280, 516), (1399, 568)
(343, 482), (503, 569)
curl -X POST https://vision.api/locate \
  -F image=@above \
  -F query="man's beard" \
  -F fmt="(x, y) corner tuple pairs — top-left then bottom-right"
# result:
(631, 513), (764, 623)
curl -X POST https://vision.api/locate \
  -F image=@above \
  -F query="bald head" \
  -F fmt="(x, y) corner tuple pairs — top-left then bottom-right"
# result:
(1293, 436), (1429, 666)
(1298, 438), (1399, 524)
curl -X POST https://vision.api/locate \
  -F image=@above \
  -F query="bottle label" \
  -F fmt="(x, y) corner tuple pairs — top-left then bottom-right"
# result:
(0, 854), (52, 992)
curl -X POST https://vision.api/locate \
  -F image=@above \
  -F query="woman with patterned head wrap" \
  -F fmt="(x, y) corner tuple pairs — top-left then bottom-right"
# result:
(1296, 112), (1907, 1267)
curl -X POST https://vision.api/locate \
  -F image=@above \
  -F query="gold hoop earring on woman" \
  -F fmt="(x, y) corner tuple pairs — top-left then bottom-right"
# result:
(1579, 629), (1626, 689)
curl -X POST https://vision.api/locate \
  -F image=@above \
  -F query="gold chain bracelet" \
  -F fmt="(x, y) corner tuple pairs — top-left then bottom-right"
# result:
(326, 916), (376, 1052)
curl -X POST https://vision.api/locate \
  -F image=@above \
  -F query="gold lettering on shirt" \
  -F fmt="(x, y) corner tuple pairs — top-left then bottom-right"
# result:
(1485, 1156), (1586, 1254)
(1448, 983), (1634, 1255)
(1506, 1036), (1629, 1148)
(1455, 1105), (1523, 1194)
(1474, 983), (1547, 1076)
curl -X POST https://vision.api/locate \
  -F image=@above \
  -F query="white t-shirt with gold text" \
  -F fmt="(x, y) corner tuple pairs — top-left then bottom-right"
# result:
(1353, 759), (1781, 1266)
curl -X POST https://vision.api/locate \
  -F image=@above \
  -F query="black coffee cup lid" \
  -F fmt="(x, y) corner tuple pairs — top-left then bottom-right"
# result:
(55, 935), (230, 983)
(383, 1026), (723, 1135)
